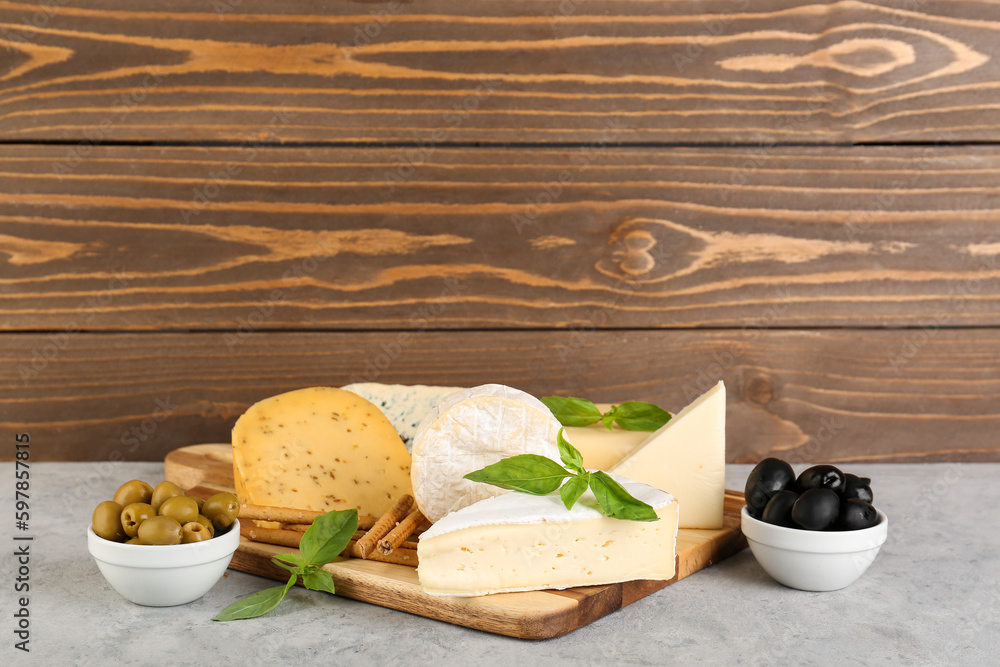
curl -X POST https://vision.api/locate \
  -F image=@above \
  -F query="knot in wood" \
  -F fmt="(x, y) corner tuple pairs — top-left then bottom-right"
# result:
(745, 375), (774, 406)
(613, 230), (657, 277)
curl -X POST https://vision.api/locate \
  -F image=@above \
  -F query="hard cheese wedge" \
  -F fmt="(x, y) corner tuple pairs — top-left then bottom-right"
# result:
(610, 381), (726, 529)
(417, 474), (678, 597)
(340, 383), (463, 450)
(410, 384), (561, 523)
(563, 410), (649, 470)
(232, 387), (413, 518)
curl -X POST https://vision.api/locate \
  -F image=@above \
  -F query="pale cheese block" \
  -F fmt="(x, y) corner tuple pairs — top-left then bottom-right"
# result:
(232, 387), (413, 518)
(610, 382), (726, 529)
(340, 383), (463, 449)
(410, 384), (561, 523)
(563, 405), (649, 470)
(417, 474), (679, 596)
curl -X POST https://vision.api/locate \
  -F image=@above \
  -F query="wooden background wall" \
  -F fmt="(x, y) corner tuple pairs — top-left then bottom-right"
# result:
(2, 1), (998, 463)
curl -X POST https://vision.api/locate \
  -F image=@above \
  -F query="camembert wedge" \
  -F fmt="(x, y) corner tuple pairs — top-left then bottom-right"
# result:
(417, 475), (679, 597)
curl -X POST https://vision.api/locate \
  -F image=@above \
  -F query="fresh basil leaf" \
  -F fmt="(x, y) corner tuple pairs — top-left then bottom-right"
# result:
(301, 568), (336, 595)
(601, 406), (617, 431)
(559, 474), (590, 510)
(541, 396), (602, 427)
(272, 553), (307, 573)
(299, 509), (358, 567)
(613, 401), (672, 432)
(464, 454), (571, 495)
(213, 572), (296, 621)
(556, 428), (587, 474)
(588, 471), (659, 522)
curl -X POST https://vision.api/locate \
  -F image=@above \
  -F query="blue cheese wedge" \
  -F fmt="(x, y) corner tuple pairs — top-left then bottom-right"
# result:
(340, 383), (463, 449)
(417, 475), (679, 597)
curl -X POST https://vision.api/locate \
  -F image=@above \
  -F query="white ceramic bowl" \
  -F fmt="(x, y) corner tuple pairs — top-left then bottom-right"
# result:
(88, 519), (240, 606)
(741, 508), (887, 591)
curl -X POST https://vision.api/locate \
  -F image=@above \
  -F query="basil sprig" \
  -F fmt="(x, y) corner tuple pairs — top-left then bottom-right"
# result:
(542, 396), (671, 432)
(213, 509), (357, 621)
(463, 429), (658, 522)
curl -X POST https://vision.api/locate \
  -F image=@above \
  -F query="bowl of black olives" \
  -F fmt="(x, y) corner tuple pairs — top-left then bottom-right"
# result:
(87, 479), (241, 606)
(741, 459), (888, 591)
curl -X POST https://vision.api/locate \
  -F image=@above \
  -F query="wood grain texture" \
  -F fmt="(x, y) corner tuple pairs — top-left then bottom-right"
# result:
(171, 466), (746, 639)
(0, 1), (997, 143)
(2, 329), (997, 462)
(3, 145), (1000, 330)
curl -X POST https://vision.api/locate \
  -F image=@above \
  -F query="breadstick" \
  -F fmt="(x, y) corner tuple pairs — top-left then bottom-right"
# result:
(377, 508), (426, 555)
(240, 523), (418, 567)
(282, 524), (368, 543)
(239, 503), (377, 529)
(240, 523), (303, 549)
(347, 540), (419, 567)
(284, 518), (425, 536)
(354, 495), (413, 559)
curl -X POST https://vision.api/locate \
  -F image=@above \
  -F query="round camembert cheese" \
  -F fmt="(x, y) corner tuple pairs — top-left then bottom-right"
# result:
(410, 384), (561, 523)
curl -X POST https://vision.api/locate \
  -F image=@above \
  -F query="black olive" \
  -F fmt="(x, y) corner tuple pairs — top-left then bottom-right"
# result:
(836, 499), (880, 530)
(842, 473), (874, 504)
(745, 458), (795, 514)
(791, 488), (840, 530)
(795, 464), (846, 495)
(761, 489), (799, 528)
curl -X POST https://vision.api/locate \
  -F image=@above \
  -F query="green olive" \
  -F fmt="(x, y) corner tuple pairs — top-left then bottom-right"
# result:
(202, 492), (240, 531)
(158, 496), (199, 525)
(149, 480), (185, 512)
(121, 502), (156, 538)
(187, 494), (206, 512)
(193, 514), (215, 537)
(125, 537), (142, 545)
(181, 521), (212, 543)
(137, 515), (182, 545)
(112, 479), (153, 508)
(92, 500), (127, 542)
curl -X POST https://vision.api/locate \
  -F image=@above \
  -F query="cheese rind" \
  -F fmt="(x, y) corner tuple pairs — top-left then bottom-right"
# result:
(410, 384), (561, 523)
(610, 382), (726, 529)
(231, 387), (413, 518)
(417, 474), (678, 596)
(340, 383), (463, 450)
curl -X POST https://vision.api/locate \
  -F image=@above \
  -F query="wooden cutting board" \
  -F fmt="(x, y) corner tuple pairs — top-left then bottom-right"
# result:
(166, 444), (747, 639)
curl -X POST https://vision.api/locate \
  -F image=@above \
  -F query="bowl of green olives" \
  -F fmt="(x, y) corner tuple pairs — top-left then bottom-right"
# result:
(741, 459), (888, 591)
(88, 480), (241, 606)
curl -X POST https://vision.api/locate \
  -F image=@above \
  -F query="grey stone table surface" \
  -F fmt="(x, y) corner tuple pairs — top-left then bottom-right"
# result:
(3, 462), (998, 666)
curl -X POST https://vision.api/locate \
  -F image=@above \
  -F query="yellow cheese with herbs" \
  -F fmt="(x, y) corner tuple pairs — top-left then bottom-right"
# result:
(232, 387), (413, 518)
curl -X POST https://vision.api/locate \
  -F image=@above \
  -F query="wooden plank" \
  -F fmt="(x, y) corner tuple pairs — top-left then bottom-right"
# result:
(230, 496), (748, 639)
(0, 1), (997, 143)
(2, 329), (998, 462)
(3, 145), (1000, 330)
(168, 456), (746, 639)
